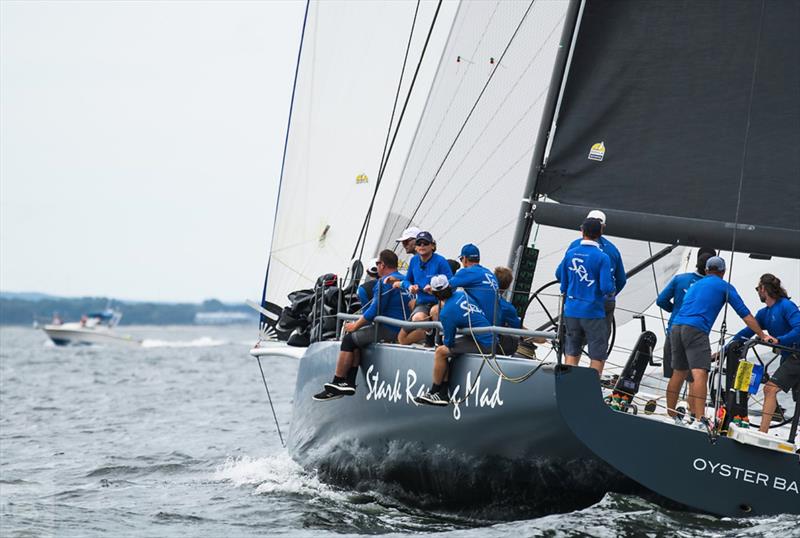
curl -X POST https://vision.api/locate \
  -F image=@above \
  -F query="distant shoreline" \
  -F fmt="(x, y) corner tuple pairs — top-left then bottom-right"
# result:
(0, 294), (257, 326)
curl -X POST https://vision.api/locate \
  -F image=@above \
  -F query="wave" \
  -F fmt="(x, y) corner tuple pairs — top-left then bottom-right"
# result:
(140, 337), (227, 348)
(212, 453), (346, 501)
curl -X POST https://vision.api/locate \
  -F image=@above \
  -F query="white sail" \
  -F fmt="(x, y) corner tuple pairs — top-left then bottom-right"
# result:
(264, 0), (457, 307)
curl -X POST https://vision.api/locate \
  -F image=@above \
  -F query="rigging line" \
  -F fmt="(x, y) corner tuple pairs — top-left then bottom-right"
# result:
(384, 1), (503, 237)
(415, 14), (565, 225)
(349, 0), (423, 267)
(714, 0), (766, 418)
(648, 241), (668, 336)
(403, 0), (539, 231)
(259, 0), (311, 308)
(256, 357), (285, 447)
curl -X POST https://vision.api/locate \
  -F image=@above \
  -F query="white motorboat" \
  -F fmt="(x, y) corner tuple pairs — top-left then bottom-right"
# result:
(42, 309), (140, 346)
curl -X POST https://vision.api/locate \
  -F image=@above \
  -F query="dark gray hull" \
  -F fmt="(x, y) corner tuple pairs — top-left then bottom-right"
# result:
(287, 342), (635, 515)
(555, 365), (800, 517)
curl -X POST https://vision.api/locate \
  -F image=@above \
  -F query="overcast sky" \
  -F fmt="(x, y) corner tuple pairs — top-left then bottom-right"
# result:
(1, 0), (306, 302)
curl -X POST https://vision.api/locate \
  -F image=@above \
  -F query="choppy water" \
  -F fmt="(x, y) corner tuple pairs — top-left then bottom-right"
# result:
(1, 325), (798, 537)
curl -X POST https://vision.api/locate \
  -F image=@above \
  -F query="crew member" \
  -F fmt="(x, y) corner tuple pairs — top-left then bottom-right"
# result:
(731, 274), (800, 430)
(656, 248), (715, 379)
(557, 210), (625, 338)
(557, 218), (615, 375)
(356, 258), (379, 308)
(395, 226), (422, 255)
(448, 243), (499, 324)
(666, 256), (769, 428)
(494, 266), (522, 355)
(313, 250), (410, 401)
(414, 275), (493, 406)
(391, 231), (452, 345)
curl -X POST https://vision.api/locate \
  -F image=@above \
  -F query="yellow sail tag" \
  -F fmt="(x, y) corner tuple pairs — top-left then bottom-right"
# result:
(356, 173), (368, 184)
(588, 141), (606, 161)
(733, 360), (754, 392)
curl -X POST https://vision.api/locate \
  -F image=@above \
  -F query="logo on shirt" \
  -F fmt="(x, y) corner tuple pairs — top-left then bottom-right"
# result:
(483, 273), (499, 291)
(569, 257), (595, 287)
(588, 141), (605, 162)
(459, 298), (484, 317)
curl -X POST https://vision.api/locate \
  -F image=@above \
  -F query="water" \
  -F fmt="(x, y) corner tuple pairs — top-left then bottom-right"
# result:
(1, 325), (798, 537)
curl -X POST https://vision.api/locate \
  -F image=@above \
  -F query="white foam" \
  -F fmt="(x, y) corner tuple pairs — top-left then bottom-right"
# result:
(213, 453), (343, 499)
(140, 337), (227, 348)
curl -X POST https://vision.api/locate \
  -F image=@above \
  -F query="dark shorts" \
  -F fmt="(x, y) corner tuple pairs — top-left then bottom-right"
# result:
(662, 334), (693, 381)
(770, 354), (800, 392)
(564, 316), (609, 361)
(341, 326), (397, 352)
(670, 324), (711, 371)
(446, 336), (491, 357)
(411, 303), (433, 319)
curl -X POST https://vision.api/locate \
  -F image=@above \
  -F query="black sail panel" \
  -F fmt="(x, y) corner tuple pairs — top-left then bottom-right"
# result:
(537, 0), (800, 256)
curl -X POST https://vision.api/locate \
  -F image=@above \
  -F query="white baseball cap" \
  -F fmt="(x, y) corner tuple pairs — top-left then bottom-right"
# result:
(366, 258), (379, 277)
(586, 210), (606, 224)
(430, 274), (450, 291)
(395, 226), (422, 242)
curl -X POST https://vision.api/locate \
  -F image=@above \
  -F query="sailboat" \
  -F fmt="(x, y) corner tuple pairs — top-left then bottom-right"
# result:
(249, 0), (698, 514)
(535, 0), (800, 517)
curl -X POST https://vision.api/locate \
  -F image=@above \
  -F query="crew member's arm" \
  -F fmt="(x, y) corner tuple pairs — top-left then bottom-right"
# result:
(731, 308), (764, 342)
(599, 254), (615, 297)
(656, 277), (676, 312)
(612, 249), (626, 294)
(344, 316), (369, 333)
(729, 288), (769, 340)
(440, 309), (457, 348)
(558, 255), (569, 295)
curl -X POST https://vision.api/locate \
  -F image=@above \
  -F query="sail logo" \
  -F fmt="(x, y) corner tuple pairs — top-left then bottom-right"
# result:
(356, 173), (368, 184)
(364, 364), (503, 421)
(569, 257), (595, 287)
(588, 141), (605, 161)
(692, 458), (799, 495)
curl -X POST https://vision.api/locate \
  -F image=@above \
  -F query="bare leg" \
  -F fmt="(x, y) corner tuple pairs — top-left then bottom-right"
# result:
(760, 382), (780, 433)
(666, 369), (689, 418)
(565, 355), (580, 366)
(689, 368), (708, 420)
(398, 311), (429, 344)
(589, 359), (605, 375)
(432, 345), (450, 384)
(334, 350), (355, 378)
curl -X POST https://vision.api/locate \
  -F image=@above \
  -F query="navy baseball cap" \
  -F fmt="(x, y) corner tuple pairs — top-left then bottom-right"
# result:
(581, 218), (602, 236)
(415, 231), (434, 244)
(459, 243), (480, 261)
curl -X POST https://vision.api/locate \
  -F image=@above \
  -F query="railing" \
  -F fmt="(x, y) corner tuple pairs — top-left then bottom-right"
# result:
(336, 312), (557, 341)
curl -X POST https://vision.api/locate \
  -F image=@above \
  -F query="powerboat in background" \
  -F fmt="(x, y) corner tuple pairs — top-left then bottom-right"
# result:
(42, 309), (140, 346)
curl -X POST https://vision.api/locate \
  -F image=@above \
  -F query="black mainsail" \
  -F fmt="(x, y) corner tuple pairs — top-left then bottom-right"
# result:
(519, 0), (800, 259)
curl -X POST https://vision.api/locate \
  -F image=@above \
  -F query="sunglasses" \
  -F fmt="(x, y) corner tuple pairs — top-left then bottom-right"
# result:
(416, 240), (431, 246)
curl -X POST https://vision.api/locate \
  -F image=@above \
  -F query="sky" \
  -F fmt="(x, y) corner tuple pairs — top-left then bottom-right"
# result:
(1, 0), (306, 302)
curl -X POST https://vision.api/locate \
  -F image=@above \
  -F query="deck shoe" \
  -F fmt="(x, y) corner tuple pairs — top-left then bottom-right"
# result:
(312, 389), (343, 402)
(414, 391), (449, 407)
(323, 381), (356, 396)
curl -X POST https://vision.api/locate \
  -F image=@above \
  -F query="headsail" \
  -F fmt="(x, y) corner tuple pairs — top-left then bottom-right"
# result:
(531, 0), (800, 258)
(262, 1), (453, 315)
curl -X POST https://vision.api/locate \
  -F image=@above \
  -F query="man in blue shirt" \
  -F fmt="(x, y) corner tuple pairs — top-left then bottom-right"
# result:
(657, 249), (715, 379)
(314, 250), (410, 401)
(356, 258), (379, 310)
(557, 218), (615, 375)
(494, 266), (522, 355)
(415, 275), (493, 407)
(391, 231), (452, 345)
(557, 210), (625, 332)
(666, 256), (768, 426)
(728, 274), (800, 432)
(449, 243), (499, 325)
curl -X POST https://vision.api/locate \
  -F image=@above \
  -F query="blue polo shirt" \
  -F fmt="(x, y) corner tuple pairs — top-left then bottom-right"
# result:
(557, 240), (615, 319)
(439, 290), (493, 348)
(362, 271), (410, 333)
(564, 236), (626, 296)
(733, 297), (800, 361)
(672, 275), (750, 334)
(497, 297), (521, 329)
(401, 253), (453, 305)
(449, 264), (499, 323)
(656, 271), (704, 331)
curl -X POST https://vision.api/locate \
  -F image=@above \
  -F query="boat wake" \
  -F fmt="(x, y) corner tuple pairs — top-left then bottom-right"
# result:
(141, 337), (227, 348)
